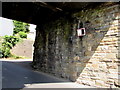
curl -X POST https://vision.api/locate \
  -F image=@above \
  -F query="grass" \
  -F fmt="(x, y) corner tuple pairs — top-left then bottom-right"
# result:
(2, 54), (32, 60)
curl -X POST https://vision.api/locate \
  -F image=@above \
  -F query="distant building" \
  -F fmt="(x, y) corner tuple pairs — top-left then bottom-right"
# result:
(0, 17), (14, 36)
(27, 24), (36, 41)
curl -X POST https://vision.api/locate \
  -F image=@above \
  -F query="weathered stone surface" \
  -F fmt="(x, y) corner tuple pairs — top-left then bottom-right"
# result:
(33, 3), (119, 88)
(92, 64), (99, 69)
(114, 80), (120, 87)
(106, 63), (118, 69)
(91, 77), (100, 80)
(107, 74), (118, 79)
(95, 80), (105, 86)
(108, 69), (118, 74)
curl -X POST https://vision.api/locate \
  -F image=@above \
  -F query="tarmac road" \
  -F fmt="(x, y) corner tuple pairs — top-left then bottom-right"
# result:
(2, 59), (93, 89)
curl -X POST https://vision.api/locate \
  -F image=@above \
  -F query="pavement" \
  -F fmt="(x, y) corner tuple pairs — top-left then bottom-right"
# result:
(1, 59), (95, 89)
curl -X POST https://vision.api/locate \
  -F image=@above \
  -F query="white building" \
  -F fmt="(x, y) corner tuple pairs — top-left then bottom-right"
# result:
(0, 17), (36, 38)
(27, 24), (36, 41)
(0, 17), (14, 36)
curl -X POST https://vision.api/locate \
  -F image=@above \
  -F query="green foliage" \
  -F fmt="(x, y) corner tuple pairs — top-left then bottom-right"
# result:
(0, 44), (11, 58)
(13, 20), (30, 35)
(0, 35), (20, 58)
(0, 20), (30, 58)
(10, 54), (23, 59)
(18, 31), (27, 38)
(3, 35), (20, 47)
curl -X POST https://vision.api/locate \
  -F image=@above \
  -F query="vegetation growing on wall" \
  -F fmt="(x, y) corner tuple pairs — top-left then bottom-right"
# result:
(0, 20), (30, 58)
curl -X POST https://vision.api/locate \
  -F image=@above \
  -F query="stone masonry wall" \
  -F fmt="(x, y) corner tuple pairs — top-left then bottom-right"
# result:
(33, 3), (120, 88)
(11, 39), (34, 58)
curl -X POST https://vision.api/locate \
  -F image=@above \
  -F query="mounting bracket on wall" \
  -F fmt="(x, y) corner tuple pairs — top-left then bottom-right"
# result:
(77, 20), (86, 37)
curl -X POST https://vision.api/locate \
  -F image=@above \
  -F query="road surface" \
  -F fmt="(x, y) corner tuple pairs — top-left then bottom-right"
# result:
(2, 59), (93, 89)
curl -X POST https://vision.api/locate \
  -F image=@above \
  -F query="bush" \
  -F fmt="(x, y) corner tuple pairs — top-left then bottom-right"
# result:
(18, 31), (27, 38)
(1, 20), (30, 58)
(13, 20), (30, 35)
(0, 45), (11, 58)
(0, 35), (20, 58)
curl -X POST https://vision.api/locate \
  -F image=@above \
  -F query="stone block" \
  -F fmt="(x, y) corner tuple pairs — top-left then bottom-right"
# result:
(114, 80), (120, 87)
(111, 49), (118, 53)
(80, 70), (87, 75)
(83, 58), (90, 63)
(83, 41), (87, 46)
(106, 53), (116, 59)
(81, 75), (90, 79)
(106, 79), (114, 85)
(86, 63), (92, 67)
(117, 53), (120, 59)
(95, 80), (105, 86)
(106, 63), (118, 69)
(112, 37), (118, 41)
(92, 63), (99, 69)
(107, 74), (118, 79)
(76, 66), (84, 73)
(76, 79), (82, 84)
(108, 69), (118, 74)
(91, 77), (100, 80)
(88, 71), (97, 77)
(81, 79), (95, 86)
(99, 58), (112, 62)
(101, 46), (109, 51)
(61, 72), (66, 78)
(73, 56), (80, 61)
(69, 75), (77, 81)
(84, 51), (92, 56)
(88, 34), (93, 39)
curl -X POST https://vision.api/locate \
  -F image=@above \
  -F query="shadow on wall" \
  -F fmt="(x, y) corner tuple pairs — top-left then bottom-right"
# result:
(76, 13), (119, 88)
(32, 3), (119, 88)
(74, 4), (119, 88)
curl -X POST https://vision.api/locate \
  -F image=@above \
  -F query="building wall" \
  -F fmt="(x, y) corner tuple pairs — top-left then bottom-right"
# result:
(11, 39), (34, 58)
(33, 3), (120, 88)
(0, 17), (14, 36)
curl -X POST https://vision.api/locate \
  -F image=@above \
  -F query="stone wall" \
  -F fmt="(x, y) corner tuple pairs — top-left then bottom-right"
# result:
(33, 3), (120, 88)
(11, 39), (34, 58)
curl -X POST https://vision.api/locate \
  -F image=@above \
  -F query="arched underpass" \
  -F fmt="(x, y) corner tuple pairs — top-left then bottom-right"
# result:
(2, 2), (120, 88)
